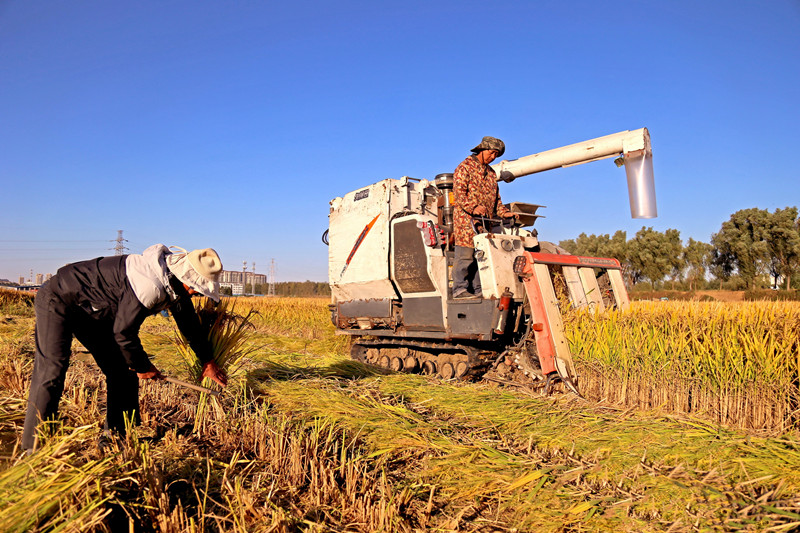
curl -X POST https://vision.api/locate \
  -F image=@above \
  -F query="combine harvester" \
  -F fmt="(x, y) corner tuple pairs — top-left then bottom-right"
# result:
(325, 129), (657, 394)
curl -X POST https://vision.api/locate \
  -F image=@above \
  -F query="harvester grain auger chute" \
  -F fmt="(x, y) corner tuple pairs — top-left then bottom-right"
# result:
(326, 128), (656, 395)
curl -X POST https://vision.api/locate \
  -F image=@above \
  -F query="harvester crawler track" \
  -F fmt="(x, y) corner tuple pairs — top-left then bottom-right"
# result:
(351, 340), (496, 381)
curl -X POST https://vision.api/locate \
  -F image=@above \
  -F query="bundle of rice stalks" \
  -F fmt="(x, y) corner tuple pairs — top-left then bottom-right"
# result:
(247, 358), (389, 385)
(175, 297), (257, 384)
(174, 297), (257, 429)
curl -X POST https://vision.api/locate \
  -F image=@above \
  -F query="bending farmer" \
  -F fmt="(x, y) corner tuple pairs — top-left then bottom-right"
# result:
(22, 244), (228, 451)
(452, 136), (517, 298)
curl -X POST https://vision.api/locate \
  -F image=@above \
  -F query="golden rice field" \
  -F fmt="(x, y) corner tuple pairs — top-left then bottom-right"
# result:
(567, 301), (800, 434)
(1, 288), (800, 532)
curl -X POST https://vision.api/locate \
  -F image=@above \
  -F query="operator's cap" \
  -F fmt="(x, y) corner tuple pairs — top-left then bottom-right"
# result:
(471, 136), (505, 157)
(166, 247), (223, 302)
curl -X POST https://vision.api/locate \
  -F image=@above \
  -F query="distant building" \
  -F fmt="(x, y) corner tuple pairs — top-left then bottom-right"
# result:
(219, 268), (267, 296)
(220, 282), (244, 295)
(219, 270), (267, 286)
(36, 273), (44, 284)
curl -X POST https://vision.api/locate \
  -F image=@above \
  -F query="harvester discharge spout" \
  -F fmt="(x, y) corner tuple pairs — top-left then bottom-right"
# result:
(492, 128), (657, 219)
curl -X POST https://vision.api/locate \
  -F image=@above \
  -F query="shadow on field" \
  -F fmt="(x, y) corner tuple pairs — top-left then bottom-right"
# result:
(247, 359), (391, 384)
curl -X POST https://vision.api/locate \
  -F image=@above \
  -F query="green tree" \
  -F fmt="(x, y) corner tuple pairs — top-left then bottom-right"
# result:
(710, 207), (799, 290)
(682, 238), (713, 291)
(559, 230), (628, 259)
(709, 248), (735, 289)
(274, 281), (331, 297)
(560, 231), (632, 286)
(627, 227), (683, 288)
(711, 208), (769, 290)
(761, 207), (800, 290)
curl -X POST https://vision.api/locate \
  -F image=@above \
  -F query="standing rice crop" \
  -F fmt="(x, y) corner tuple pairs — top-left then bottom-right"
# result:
(231, 296), (349, 355)
(0, 288), (34, 316)
(243, 297), (332, 338)
(565, 301), (800, 433)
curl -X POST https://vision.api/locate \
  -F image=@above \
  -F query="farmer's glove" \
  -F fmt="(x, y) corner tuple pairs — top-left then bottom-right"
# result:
(137, 363), (164, 380)
(202, 361), (228, 387)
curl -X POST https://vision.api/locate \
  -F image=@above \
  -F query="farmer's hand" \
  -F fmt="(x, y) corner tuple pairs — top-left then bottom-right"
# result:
(473, 206), (488, 217)
(137, 363), (164, 380)
(502, 211), (517, 219)
(202, 361), (228, 387)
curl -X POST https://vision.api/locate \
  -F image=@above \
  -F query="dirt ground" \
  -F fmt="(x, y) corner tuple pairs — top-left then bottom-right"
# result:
(632, 290), (746, 302)
(696, 290), (745, 302)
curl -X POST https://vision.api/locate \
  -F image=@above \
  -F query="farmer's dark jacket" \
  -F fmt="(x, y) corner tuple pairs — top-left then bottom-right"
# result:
(50, 244), (212, 373)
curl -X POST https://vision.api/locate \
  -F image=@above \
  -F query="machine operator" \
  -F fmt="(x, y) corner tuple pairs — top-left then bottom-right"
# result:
(452, 136), (517, 298)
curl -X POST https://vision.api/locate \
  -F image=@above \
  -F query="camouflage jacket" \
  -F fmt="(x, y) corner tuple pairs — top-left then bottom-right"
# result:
(453, 155), (509, 248)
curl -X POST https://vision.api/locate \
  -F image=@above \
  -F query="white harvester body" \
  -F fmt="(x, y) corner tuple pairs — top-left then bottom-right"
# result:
(326, 128), (655, 392)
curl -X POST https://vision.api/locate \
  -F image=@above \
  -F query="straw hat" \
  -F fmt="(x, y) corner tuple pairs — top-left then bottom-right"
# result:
(166, 247), (223, 302)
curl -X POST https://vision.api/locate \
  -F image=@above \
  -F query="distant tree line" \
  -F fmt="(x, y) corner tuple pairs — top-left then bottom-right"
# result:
(221, 281), (331, 297)
(559, 207), (800, 291)
(269, 281), (330, 297)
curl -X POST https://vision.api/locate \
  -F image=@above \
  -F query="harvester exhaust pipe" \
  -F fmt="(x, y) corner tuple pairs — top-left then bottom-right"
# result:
(434, 173), (455, 231)
(491, 127), (657, 219)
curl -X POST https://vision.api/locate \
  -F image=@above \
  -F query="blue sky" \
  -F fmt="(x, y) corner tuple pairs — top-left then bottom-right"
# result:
(1, 0), (798, 282)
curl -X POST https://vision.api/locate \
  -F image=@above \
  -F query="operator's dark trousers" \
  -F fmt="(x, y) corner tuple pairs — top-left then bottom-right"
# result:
(22, 281), (139, 451)
(452, 245), (482, 296)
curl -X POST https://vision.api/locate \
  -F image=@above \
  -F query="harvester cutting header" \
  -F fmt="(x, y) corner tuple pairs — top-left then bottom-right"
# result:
(326, 128), (656, 394)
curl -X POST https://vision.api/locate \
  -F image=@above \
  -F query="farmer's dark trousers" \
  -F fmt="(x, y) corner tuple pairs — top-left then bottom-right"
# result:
(22, 282), (140, 451)
(452, 245), (482, 296)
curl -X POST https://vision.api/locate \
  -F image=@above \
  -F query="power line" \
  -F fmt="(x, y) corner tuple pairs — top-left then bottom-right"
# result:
(0, 240), (107, 243)
(0, 249), (106, 252)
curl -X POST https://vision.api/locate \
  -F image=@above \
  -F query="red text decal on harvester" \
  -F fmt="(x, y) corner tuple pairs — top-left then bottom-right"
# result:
(325, 129), (656, 394)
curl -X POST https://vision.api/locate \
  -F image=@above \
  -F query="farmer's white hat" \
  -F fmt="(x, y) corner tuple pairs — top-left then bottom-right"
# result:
(166, 247), (223, 302)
